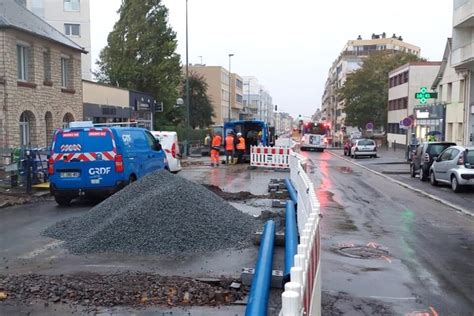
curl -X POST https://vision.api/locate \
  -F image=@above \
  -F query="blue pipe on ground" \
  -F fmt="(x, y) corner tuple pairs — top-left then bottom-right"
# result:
(285, 177), (298, 205)
(245, 220), (276, 316)
(284, 200), (298, 276)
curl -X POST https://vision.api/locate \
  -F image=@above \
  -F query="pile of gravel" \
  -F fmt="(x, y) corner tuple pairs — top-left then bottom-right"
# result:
(44, 170), (258, 255)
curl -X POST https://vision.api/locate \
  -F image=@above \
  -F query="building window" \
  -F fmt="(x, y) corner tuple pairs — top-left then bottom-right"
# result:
(61, 57), (69, 88)
(459, 79), (465, 102)
(45, 112), (53, 147)
(62, 113), (75, 128)
(236, 94), (243, 103)
(64, 24), (80, 36)
(17, 44), (29, 81)
(43, 49), (51, 81)
(447, 83), (452, 103)
(31, 0), (44, 18)
(64, 0), (80, 11)
(236, 79), (243, 89)
(19, 111), (36, 147)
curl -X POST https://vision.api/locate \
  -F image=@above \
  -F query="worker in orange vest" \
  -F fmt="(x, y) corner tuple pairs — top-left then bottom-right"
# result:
(210, 132), (222, 167)
(225, 131), (236, 165)
(236, 132), (246, 164)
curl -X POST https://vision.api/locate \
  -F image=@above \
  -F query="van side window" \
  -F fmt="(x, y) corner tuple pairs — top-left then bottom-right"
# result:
(145, 132), (157, 150)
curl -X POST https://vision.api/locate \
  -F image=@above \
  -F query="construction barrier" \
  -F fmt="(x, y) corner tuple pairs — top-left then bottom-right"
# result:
(250, 146), (290, 169)
(281, 152), (321, 316)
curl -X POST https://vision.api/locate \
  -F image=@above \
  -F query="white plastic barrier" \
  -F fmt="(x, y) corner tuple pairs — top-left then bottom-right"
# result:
(281, 152), (322, 316)
(250, 146), (290, 169)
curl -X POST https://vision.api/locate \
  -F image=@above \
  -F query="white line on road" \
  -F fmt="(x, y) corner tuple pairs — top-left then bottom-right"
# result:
(327, 151), (474, 217)
(18, 240), (64, 259)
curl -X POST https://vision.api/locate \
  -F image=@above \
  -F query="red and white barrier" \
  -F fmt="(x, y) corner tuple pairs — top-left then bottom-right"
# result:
(250, 146), (290, 169)
(281, 152), (321, 316)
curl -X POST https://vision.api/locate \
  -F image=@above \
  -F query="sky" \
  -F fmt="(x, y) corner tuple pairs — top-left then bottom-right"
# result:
(90, 0), (453, 118)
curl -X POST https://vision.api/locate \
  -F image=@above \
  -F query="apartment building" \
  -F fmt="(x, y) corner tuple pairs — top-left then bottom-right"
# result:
(188, 65), (236, 125)
(25, 0), (92, 80)
(452, 0), (474, 145)
(432, 38), (466, 144)
(387, 62), (441, 148)
(242, 76), (274, 125)
(322, 33), (421, 135)
(0, 0), (85, 148)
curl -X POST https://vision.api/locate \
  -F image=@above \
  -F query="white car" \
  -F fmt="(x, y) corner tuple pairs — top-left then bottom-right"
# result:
(151, 131), (182, 173)
(351, 139), (377, 158)
(300, 134), (327, 152)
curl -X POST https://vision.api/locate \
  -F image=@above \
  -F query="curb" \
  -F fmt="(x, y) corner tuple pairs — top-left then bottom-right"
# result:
(327, 151), (474, 217)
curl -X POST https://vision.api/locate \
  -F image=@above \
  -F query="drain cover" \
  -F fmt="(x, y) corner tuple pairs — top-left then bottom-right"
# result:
(337, 246), (389, 259)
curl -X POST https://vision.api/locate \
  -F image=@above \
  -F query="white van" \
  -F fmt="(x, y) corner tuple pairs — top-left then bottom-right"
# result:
(300, 134), (327, 152)
(151, 131), (182, 173)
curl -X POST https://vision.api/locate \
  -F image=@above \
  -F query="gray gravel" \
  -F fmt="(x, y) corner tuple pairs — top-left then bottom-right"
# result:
(44, 170), (258, 255)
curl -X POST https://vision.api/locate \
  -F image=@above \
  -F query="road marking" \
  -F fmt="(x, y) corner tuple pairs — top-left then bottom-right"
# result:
(18, 240), (64, 259)
(369, 295), (416, 300)
(327, 151), (474, 217)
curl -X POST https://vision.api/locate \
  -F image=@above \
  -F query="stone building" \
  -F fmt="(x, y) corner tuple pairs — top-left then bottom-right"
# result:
(0, 0), (85, 149)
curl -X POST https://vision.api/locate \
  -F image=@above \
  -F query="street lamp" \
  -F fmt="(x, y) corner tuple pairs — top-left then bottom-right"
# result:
(228, 53), (234, 122)
(184, 0), (190, 156)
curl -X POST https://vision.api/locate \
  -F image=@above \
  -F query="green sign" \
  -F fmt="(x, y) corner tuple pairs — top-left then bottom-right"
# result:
(415, 87), (438, 105)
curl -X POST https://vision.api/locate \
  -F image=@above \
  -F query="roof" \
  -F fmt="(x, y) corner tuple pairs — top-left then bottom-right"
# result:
(389, 61), (442, 76)
(432, 38), (452, 90)
(0, 0), (86, 53)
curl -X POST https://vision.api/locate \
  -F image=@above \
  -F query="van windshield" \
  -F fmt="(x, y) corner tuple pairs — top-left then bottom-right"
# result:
(427, 144), (454, 156)
(53, 130), (114, 153)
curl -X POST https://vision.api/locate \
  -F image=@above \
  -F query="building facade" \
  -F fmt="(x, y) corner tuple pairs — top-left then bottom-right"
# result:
(83, 81), (157, 129)
(0, 0), (84, 149)
(387, 62), (441, 147)
(242, 76), (274, 125)
(25, 0), (92, 80)
(432, 38), (466, 144)
(452, 0), (474, 145)
(322, 33), (421, 139)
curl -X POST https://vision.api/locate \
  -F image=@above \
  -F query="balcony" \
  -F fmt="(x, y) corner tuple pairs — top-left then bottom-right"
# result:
(451, 42), (474, 69)
(454, 0), (474, 28)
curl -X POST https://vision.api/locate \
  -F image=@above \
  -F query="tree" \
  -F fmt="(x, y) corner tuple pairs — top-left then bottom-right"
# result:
(94, 0), (182, 126)
(182, 73), (215, 129)
(338, 51), (423, 130)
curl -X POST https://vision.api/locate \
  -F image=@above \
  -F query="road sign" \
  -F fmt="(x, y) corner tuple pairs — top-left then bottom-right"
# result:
(366, 122), (374, 131)
(415, 87), (438, 105)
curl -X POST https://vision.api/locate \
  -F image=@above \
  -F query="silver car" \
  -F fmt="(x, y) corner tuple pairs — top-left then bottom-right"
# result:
(429, 146), (474, 192)
(350, 139), (377, 158)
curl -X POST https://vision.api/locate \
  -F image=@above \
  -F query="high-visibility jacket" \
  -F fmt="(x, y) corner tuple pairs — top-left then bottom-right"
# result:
(236, 136), (245, 150)
(225, 135), (235, 150)
(211, 135), (222, 150)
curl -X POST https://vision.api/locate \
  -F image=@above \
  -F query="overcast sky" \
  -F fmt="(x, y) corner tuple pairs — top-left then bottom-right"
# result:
(90, 0), (453, 118)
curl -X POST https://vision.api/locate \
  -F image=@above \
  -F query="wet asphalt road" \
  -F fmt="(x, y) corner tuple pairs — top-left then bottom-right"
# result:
(301, 149), (474, 315)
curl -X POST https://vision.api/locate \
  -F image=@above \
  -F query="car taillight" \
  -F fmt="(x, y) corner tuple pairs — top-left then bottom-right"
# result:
(424, 153), (430, 162)
(48, 157), (54, 175)
(115, 154), (124, 173)
(458, 154), (465, 165)
(171, 143), (176, 158)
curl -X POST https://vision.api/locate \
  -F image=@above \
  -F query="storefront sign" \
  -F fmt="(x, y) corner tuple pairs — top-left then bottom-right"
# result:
(415, 87), (438, 105)
(416, 110), (429, 119)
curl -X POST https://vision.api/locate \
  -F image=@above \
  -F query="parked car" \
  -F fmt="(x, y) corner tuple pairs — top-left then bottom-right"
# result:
(350, 138), (377, 158)
(151, 131), (182, 173)
(410, 141), (456, 181)
(49, 124), (167, 206)
(301, 134), (327, 152)
(429, 146), (474, 192)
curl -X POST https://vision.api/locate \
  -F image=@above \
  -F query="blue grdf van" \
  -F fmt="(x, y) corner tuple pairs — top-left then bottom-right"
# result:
(48, 125), (167, 206)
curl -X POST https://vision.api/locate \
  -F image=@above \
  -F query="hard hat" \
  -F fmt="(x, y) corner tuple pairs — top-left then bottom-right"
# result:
(237, 132), (242, 136)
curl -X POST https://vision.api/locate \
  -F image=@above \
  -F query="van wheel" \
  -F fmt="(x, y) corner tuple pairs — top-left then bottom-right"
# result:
(451, 175), (462, 193)
(55, 195), (72, 206)
(128, 174), (137, 185)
